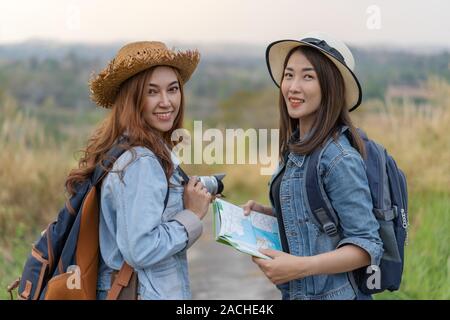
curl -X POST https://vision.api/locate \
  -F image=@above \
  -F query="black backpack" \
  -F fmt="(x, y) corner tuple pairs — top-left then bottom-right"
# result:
(305, 128), (408, 295)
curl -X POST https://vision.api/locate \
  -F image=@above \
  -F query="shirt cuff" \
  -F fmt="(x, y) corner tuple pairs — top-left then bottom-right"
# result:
(171, 210), (203, 249)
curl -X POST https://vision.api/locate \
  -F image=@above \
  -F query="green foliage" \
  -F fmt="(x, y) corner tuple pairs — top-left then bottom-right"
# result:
(353, 48), (450, 100)
(376, 192), (450, 300)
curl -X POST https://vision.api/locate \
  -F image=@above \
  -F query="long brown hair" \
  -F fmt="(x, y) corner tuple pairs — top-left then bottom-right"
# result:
(278, 46), (365, 158)
(65, 66), (185, 196)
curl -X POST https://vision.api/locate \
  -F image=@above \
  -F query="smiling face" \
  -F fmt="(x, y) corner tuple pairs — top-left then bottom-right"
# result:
(142, 66), (182, 133)
(281, 50), (322, 136)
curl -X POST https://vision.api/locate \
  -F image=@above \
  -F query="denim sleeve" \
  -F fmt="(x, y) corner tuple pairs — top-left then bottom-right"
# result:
(113, 154), (201, 269)
(171, 210), (203, 249)
(323, 152), (384, 266)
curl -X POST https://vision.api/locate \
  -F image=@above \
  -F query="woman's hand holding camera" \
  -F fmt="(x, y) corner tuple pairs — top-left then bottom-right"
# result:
(183, 176), (212, 220)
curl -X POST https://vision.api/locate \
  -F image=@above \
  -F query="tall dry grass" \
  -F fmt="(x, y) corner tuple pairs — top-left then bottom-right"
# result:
(0, 97), (73, 246)
(355, 77), (450, 195)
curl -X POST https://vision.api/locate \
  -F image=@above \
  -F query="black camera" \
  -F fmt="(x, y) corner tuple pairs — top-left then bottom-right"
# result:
(197, 174), (225, 195)
(177, 167), (225, 195)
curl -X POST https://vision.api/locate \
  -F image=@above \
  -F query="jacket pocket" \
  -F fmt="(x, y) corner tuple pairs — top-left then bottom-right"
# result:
(310, 273), (351, 298)
(150, 259), (182, 298)
(152, 257), (178, 275)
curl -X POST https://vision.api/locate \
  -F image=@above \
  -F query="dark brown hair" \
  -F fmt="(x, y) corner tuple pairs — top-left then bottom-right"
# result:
(65, 66), (185, 196)
(278, 46), (365, 158)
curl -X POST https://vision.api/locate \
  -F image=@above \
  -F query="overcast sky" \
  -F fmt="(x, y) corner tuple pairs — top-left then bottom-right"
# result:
(1, 0), (449, 48)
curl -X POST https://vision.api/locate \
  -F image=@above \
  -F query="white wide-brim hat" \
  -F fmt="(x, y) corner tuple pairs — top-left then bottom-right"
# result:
(266, 32), (362, 111)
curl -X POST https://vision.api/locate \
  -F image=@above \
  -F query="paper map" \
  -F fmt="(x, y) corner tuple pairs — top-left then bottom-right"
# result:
(213, 198), (282, 259)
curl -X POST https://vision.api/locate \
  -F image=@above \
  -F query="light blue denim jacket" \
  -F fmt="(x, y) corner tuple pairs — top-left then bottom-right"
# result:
(96, 146), (203, 300)
(269, 128), (384, 300)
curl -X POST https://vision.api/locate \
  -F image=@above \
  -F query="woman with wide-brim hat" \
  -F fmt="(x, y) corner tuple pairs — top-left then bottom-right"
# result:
(66, 41), (211, 299)
(243, 33), (384, 300)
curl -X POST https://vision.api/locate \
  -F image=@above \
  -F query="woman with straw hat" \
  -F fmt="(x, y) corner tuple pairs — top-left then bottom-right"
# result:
(243, 33), (384, 300)
(65, 41), (211, 299)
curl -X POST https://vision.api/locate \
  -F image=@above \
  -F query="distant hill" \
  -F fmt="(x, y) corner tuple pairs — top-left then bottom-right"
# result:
(0, 40), (448, 120)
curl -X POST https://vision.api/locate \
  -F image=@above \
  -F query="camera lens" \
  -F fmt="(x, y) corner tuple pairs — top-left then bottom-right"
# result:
(198, 174), (225, 195)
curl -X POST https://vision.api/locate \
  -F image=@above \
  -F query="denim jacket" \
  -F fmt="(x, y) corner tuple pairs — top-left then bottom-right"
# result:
(96, 146), (202, 300)
(269, 128), (384, 300)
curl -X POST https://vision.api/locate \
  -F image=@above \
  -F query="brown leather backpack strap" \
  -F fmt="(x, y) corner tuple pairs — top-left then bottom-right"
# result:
(7, 278), (21, 300)
(106, 262), (134, 300)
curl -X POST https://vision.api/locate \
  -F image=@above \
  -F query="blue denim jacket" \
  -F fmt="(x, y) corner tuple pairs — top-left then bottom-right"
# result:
(96, 146), (203, 300)
(269, 129), (384, 300)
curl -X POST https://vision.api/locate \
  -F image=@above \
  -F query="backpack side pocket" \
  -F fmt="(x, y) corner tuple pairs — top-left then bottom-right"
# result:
(17, 246), (49, 300)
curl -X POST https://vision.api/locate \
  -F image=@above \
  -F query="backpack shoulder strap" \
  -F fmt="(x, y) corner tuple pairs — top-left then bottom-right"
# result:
(106, 262), (134, 300)
(305, 127), (370, 238)
(305, 147), (339, 237)
(91, 138), (128, 186)
(305, 127), (356, 238)
(91, 138), (170, 208)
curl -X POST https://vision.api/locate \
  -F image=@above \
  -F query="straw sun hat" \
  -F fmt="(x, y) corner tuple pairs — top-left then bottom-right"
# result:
(266, 32), (362, 111)
(89, 41), (200, 108)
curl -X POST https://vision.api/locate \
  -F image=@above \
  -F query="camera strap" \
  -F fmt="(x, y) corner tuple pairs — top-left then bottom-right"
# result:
(176, 165), (190, 184)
